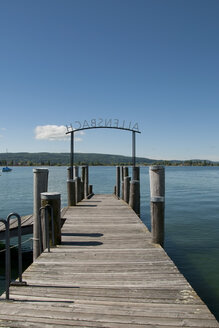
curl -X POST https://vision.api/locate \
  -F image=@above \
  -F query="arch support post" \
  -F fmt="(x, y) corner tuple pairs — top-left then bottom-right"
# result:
(70, 132), (74, 179)
(132, 131), (136, 167)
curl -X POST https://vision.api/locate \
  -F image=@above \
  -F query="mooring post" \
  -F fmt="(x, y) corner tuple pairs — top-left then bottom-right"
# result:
(81, 165), (89, 198)
(124, 176), (131, 204)
(81, 166), (86, 199)
(121, 181), (124, 200)
(132, 166), (140, 181)
(67, 166), (71, 180)
(149, 165), (165, 197)
(33, 168), (49, 261)
(123, 166), (129, 178)
(75, 177), (81, 203)
(129, 180), (140, 217)
(80, 174), (84, 201)
(74, 166), (79, 178)
(122, 167), (129, 200)
(88, 185), (93, 196)
(149, 165), (165, 246)
(67, 179), (76, 206)
(41, 192), (61, 246)
(121, 166), (124, 181)
(84, 165), (89, 198)
(80, 181), (84, 200)
(150, 197), (165, 246)
(116, 166), (120, 198)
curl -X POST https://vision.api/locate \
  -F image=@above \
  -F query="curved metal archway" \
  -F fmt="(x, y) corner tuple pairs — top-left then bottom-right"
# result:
(66, 123), (141, 179)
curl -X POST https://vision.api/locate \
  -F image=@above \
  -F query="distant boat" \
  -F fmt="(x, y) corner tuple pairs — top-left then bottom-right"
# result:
(2, 166), (12, 172)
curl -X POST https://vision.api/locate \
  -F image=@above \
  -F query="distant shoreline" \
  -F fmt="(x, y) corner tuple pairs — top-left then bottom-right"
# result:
(0, 152), (218, 167)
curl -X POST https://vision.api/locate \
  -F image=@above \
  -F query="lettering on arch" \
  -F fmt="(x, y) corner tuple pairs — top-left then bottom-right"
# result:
(66, 118), (140, 134)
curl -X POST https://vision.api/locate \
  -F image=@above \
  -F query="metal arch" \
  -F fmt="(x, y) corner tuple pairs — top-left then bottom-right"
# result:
(66, 126), (141, 134)
(66, 126), (141, 178)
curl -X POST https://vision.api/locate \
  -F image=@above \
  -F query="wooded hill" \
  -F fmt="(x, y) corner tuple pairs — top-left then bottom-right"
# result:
(0, 152), (216, 166)
(0, 152), (155, 166)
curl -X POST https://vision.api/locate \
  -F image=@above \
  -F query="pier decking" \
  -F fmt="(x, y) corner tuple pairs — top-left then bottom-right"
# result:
(0, 194), (218, 327)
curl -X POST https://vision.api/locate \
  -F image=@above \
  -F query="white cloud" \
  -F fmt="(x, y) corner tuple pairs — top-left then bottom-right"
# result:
(34, 125), (83, 141)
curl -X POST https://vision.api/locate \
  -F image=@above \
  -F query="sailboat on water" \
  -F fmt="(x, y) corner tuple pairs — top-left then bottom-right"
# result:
(2, 166), (12, 172)
(2, 150), (12, 172)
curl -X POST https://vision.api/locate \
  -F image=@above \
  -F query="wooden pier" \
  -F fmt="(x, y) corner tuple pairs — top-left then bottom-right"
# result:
(0, 194), (219, 327)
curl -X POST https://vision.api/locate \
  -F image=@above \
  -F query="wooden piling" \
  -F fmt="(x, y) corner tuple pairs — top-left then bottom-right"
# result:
(88, 185), (93, 196)
(121, 167), (129, 200)
(81, 166), (86, 199)
(81, 181), (84, 200)
(81, 165), (88, 198)
(149, 165), (165, 246)
(116, 166), (120, 198)
(123, 166), (129, 178)
(151, 196), (165, 246)
(121, 181), (124, 200)
(124, 176), (131, 204)
(129, 180), (140, 217)
(33, 168), (48, 261)
(149, 165), (165, 197)
(68, 166), (79, 180)
(84, 165), (89, 198)
(67, 179), (76, 206)
(67, 167), (71, 180)
(121, 166), (124, 181)
(75, 177), (81, 203)
(74, 166), (79, 178)
(132, 166), (140, 180)
(41, 192), (61, 246)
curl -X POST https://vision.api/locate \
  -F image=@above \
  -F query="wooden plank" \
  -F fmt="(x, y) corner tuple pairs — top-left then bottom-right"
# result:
(0, 194), (218, 327)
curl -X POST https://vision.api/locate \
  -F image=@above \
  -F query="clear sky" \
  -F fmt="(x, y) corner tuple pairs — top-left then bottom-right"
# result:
(0, 0), (219, 160)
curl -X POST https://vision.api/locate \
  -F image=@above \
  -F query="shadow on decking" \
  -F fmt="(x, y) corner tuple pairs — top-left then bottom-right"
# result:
(12, 299), (75, 304)
(24, 284), (80, 289)
(61, 241), (103, 246)
(62, 233), (103, 238)
(82, 201), (102, 203)
(76, 205), (97, 207)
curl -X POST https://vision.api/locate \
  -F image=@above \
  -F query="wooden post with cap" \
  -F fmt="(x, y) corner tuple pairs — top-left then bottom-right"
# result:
(149, 165), (165, 246)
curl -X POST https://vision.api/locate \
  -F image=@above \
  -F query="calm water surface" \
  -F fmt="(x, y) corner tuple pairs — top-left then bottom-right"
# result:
(0, 166), (219, 320)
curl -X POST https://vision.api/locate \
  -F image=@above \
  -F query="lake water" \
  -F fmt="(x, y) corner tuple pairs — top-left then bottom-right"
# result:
(0, 166), (219, 320)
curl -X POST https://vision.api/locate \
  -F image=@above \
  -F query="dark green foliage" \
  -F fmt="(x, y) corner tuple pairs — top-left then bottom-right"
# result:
(0, 153), (217, 166)
(0, 152), (154, 166)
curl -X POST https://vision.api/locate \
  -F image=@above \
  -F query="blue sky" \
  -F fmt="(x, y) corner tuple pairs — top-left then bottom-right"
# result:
(0, 0), (219, 160)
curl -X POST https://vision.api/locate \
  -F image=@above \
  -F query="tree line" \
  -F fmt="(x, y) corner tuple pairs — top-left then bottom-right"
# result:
(0, 153), (218, 166)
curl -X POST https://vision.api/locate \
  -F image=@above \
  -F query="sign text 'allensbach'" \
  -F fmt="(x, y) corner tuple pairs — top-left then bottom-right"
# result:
(66, 118), (139, 133)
